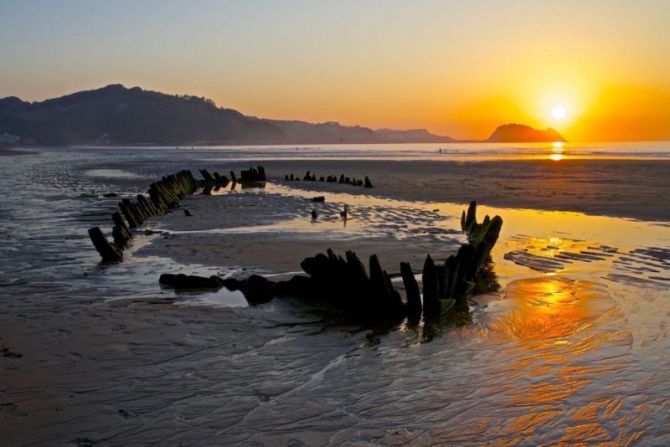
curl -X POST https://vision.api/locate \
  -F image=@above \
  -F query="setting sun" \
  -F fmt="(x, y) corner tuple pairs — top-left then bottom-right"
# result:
(551, 105), (567, 120)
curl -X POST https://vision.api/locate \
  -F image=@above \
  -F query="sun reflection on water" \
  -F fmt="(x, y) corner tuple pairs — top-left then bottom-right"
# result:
(490, 277), (599, 342)
(549, 141), (565, 161)
(481, 277), (636, 443)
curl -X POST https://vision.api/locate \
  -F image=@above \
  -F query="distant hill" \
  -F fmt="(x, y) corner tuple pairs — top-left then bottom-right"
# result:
(0, 85), (284, 145)
(0, 85), (566, 146)
(487, 123), (565, 143)
(0, 84), (455, 146)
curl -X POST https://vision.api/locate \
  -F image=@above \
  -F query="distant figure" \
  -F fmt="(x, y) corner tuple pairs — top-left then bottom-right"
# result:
(184, 209), (192, 217)
(340, 204), (349, 220)
(311, 209), (318, 221)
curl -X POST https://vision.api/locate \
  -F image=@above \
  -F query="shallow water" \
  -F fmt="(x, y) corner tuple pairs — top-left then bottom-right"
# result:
(1, 147), (670, 445)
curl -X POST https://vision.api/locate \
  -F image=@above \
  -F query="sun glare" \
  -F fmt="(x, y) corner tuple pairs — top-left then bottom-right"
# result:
(551, 105), (567, 120)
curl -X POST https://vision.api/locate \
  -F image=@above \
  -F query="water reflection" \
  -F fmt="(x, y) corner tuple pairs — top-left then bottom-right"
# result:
(481, 277), (637, 443)
(550, 141), (565, 161)
(490, 277), (608, 342)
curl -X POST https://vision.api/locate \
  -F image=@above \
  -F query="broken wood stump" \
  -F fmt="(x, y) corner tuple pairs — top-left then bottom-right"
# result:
(203, 202), (503, 323)
(159, 273), (223, 290)
(88, 227), (122, 262)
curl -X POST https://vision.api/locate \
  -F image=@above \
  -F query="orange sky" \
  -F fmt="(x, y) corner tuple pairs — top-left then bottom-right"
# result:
(1, 1), (669, 141)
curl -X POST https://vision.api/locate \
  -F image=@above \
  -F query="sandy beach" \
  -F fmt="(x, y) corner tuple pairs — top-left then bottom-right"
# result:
(2, 146), (670, 445)
(256, 158), (670, 222)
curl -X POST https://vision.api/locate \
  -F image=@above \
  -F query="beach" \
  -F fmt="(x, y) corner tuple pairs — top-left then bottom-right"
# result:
(259, 158), (670, 221)
(2, 145), (670, 445)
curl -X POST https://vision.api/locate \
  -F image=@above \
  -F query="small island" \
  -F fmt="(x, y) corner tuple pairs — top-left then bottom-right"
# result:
(487, 123), (565, 143)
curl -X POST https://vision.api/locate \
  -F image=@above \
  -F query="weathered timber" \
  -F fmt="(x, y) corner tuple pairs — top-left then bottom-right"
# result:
(239, 166), (266, 183)
(112, 212), (131, 238)
(90, 168), (212, 262)
(136, 194), (154, 218)
(220, 274), (276, 304)
(200, 169), (215, 188)
(159, 273), (223, 290)
(253, 200), (501, 319)
(400, 262), (422, 320)
(369, 254), (404, 318)
(463, 200), (477, 233)
(112, 225), (130, 249)
(152, 197), (503, 325)
(88, 227), (122, 262)
(286, 172), (371, 188)
(111, 211), (132, 249)
(453, 244), (476, 311)
(119, 199), (141, 228)
(422, 255), (440, 317)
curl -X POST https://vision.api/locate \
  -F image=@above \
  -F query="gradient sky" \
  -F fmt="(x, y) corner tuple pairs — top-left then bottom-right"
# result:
(1, 0), (669, 141)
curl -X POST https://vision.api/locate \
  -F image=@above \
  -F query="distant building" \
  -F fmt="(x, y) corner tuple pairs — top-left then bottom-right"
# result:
(0, 133), (20, 145)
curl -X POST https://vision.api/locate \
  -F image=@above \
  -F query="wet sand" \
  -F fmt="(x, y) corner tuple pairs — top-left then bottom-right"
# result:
(252, 158), (670, 222)
(2, 147), (670, 445)
(139, 182), (464, 272)
(0, 147), (35, 156)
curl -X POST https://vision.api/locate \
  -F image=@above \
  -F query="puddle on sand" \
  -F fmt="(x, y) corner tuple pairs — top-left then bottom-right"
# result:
(486, 277), (620, 344)
(85, 168), (147, 179)
(171, 287), (248, 308)
(464, 277), (638, 445)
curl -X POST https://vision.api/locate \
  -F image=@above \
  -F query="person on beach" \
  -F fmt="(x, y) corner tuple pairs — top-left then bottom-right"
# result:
(340, 204), (349, 221)
(311, 209), (317, 221)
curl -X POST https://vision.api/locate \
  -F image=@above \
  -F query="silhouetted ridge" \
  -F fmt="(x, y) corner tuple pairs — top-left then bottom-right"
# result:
(0, 84), (456, 145)
(1, 84), (563, 145)
(0, 84), (284, 145)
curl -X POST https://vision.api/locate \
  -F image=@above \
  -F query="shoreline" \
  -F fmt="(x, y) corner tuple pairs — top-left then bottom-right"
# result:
(0, 147), (36, 156)
(251, 158), (670, 222)
(7, 138), (670, 148)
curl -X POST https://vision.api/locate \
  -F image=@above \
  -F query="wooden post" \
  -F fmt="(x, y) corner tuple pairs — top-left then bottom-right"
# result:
(88, 227), (122, 262)
(422, 254), (439, 318)
(401, 262), (422, 320)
